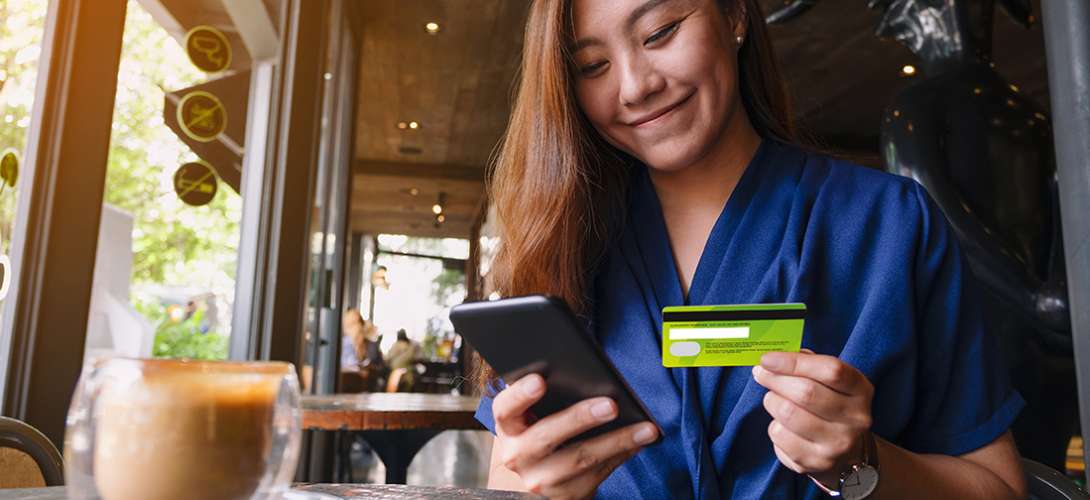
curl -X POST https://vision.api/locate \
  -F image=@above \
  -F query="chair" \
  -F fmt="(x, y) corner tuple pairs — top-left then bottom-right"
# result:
(0, 417), (64, 488)
(1025, 458), (1090, 500)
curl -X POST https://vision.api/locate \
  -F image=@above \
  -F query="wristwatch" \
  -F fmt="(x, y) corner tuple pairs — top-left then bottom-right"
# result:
(809, 432), (880, 499)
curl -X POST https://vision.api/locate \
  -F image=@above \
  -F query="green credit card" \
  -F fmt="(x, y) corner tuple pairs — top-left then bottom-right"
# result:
(662, 303), (806, 367)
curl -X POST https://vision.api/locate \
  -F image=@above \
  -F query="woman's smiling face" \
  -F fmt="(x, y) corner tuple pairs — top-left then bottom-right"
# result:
(571, 0), (745, 172)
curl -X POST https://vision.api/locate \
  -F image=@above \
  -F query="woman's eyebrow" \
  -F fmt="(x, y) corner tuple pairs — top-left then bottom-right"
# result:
(625, 0), (673, 28)
(572, 0), (675, 53)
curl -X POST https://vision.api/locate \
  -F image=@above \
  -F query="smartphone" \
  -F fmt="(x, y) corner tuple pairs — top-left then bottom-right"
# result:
(450, 295), (661, 443)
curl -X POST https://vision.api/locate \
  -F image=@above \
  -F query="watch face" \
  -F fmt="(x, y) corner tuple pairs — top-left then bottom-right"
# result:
(840, 465), (879, 500)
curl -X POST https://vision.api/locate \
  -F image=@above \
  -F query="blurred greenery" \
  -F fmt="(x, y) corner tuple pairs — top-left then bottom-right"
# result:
(134, 296), (228, 360)
(150, 310), (229, 360)
(0, 1), (239, 358)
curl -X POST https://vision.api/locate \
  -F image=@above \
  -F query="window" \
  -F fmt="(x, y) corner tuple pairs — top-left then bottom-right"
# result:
(85, 2), (249, 361)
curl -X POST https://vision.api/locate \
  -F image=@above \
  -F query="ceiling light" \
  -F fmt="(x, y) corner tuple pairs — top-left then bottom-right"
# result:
(409, 187), (419, 196)
(425, 22), (440, 34)
(901, 64), (916, 76)
(409, 121), (420, 130)
(397, 121), (408, 129)
(323, 72), (333, 80)
(432, 191), (447, 218)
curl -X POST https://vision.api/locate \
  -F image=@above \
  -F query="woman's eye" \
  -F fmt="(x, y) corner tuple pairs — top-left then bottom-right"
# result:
(579, 61), (607, 77)
(644, 22), (680, 46)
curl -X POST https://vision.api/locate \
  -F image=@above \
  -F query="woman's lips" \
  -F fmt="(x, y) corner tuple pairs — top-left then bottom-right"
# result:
(630, 91), (695, 128)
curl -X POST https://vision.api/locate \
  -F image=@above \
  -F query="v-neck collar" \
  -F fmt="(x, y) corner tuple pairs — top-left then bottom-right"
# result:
(632, 139), (771, 307)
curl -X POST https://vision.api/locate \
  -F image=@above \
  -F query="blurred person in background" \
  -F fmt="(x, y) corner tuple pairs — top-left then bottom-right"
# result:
(386, 329), (421, 392)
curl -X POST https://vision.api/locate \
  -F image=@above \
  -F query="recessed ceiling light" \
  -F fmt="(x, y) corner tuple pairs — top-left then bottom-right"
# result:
(432, 203), (443, 214)
(409, 187), (419, 196)
(323, 72), (333, 80)
(901, 64), (917, 76)
(397, 121), (408, 129)
(425, 22), (440, 34)
(437, 214), (446, 223)
(409, 121), (420, 130)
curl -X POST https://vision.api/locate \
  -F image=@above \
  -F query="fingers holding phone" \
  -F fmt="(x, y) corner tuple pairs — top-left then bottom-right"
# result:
(492, 374), (659, 497)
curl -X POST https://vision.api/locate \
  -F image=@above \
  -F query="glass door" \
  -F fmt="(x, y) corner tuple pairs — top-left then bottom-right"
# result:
(300, 3), (357, 395)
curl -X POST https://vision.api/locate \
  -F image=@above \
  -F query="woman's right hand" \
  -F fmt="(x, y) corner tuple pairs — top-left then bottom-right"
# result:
(490, 373), (659, 499)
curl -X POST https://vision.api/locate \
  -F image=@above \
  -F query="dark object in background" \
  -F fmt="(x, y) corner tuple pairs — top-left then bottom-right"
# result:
(769, 0), (1077, 471)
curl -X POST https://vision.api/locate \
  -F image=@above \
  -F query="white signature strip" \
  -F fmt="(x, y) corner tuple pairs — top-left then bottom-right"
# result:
(670, 326), (750, 340)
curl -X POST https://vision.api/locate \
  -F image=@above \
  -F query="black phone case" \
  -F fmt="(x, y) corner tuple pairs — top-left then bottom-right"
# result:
(450, 295), (661, 443)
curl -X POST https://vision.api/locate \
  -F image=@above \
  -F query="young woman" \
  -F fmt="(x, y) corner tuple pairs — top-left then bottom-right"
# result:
(474, 0), (1027, 498)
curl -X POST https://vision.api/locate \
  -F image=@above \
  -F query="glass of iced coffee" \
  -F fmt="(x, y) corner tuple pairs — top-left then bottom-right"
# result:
(64, 358), (302, 500)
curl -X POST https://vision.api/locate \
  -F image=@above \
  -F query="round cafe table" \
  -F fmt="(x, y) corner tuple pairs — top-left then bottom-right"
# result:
(0, 485), (540, 499)
(301, 393), (484, 484)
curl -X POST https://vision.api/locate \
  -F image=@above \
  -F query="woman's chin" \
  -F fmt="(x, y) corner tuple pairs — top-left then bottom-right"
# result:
(637, 145), (709, 174)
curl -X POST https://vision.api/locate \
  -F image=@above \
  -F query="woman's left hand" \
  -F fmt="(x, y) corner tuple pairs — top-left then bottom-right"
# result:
(751, 350), (874, 488)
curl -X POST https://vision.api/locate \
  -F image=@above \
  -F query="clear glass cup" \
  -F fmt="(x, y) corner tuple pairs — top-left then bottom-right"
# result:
(64, 358), (302, 500)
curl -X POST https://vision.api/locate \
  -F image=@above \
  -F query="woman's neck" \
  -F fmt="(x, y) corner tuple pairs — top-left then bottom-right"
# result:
(645, 108), (762, 298)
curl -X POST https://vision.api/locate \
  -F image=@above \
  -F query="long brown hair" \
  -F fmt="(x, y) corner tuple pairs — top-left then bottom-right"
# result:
(479, 0), (797, 385)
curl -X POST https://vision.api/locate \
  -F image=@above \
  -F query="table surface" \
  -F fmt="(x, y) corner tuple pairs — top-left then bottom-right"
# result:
(301, 392), (483, 431)
(0, 485), (539, 499)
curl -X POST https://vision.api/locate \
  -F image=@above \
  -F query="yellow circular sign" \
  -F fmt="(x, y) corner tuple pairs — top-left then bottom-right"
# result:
(0, 149), (18, 192)
(184, 25), (232, 73)
(177, 91), (227, 143)
(173, 161), (219, 207)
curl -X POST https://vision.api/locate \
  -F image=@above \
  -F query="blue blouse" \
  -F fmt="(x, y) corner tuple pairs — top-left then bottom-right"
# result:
(475, 140), (1023, 499)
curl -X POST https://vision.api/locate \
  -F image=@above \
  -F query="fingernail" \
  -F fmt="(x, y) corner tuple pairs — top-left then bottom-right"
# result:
(761, 353), (788, 371)
(521, 375), (544, 397)
(633, 424), (657, 445)
(591, 400), (616, 421)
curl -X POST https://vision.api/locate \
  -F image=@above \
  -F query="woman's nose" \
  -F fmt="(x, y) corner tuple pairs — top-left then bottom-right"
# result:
(618, 54), (666, 107)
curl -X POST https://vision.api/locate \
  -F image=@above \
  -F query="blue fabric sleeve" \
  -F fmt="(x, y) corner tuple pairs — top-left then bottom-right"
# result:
(474, 378), (506, 434)
(900, 183), (1025, 456)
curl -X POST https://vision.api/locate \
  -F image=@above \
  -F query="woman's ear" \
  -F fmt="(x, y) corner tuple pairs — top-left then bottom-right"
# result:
(725, 0), (748, 47)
